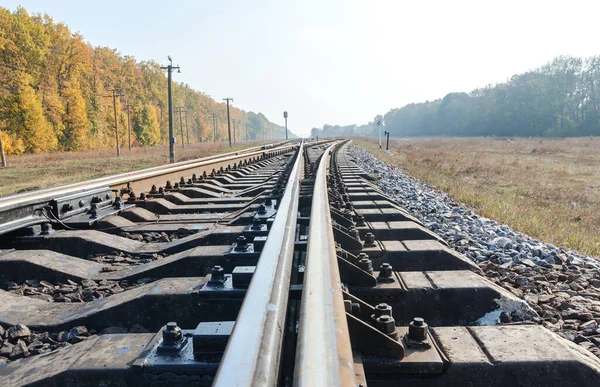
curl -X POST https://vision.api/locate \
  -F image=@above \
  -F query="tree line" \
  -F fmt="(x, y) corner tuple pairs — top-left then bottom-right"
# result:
(0, 7), (289, 155)
(311, 56), (600, 138)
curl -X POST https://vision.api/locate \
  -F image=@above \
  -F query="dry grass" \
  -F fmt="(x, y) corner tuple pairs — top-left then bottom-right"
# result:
(0, 141), (263, 197)
(356, 137), (600, 257)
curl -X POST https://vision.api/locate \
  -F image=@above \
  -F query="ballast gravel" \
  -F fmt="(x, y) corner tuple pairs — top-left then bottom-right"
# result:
(350, 144), (600, 359)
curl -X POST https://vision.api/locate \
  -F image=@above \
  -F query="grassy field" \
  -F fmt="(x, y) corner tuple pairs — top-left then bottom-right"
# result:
(356, 137), (600, 257)
(0, 142), (263, 197)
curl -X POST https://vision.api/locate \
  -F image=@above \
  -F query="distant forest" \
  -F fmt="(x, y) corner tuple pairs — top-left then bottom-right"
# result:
(0, 7), (289, 155)
(312, 56), (600, 138)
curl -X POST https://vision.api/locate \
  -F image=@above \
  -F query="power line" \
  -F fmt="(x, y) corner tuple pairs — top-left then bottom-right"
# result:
(161, 56), (180, 163)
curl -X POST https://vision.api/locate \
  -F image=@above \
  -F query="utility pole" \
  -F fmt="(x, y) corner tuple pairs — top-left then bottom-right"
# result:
(0, 131), (7, 167)
(377, 119), (382, 148)
(161, 56), (180, 163)
(384, 130), (390, 152)
(105, 88), (125, 157)
(125, 99), (132, 151)
(283, 111), (288, 139)
(223, 98), (233, 147)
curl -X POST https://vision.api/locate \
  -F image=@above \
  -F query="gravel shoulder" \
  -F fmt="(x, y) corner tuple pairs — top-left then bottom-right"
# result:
(351, 143), (600, 359)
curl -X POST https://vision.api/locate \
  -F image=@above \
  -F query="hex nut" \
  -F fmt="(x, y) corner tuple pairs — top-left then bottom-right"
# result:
(408, 317), (428, 341)
(376, 315), (397, 336)
(162, 322), (182, 344)
(379, 263), (393, 278)
(358, 258), (373, 273)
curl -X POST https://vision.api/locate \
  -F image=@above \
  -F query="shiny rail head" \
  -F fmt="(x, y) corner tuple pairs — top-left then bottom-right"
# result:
(213, 143), (305, 386)
(294, 141), (357, 386)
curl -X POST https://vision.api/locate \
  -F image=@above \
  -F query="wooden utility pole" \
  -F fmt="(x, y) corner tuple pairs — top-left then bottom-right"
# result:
(161, 56), (180, 163)
(223, 98), (233, 147)
(0, 131), (7, 167)
(105, 88), (125, 157)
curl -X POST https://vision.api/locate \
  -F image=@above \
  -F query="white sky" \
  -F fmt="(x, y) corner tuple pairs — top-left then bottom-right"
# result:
(4, 0), (600, 136)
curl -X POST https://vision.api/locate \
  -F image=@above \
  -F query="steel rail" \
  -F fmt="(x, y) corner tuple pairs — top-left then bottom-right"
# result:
(0, 141), (293, 205)
(294, 142), (356, 386)
(213, 142), (304, 386)
(0, 142), (299, 235)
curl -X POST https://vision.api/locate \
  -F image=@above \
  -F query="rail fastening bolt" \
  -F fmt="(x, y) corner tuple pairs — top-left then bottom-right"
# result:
(349, 227), (360, 240)
(375, 315), (397, 336)
(379, 263), (393, 278)
(89, 203), (98, 219)
(358, 257), (373, 274)
(41, 223), (53, 235)
(356, 214), (366, 227)
(235, 236), (249, 251)
(258, 204), (267, 215)
(408, 317), (428, 341)
(364, 232), (376, 247)
(355, 252), (368, 264)
(373, 303), (392, 318)
(251, 218), (263, 230)
(162, 322), (182, 344)
(210, 265), (225, 281)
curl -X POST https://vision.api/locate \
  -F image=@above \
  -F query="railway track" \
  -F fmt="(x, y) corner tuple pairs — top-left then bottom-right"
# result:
(0, 139), (599, 386)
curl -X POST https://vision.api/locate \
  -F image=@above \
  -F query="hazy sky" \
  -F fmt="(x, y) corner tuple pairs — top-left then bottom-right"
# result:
(4, 0), (600, 136)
